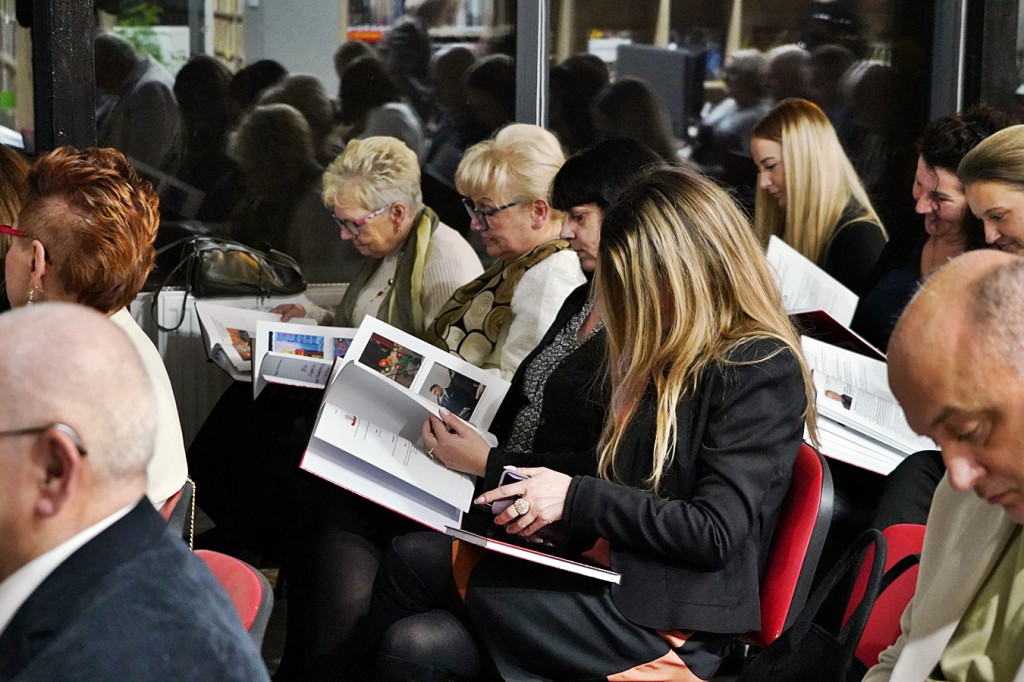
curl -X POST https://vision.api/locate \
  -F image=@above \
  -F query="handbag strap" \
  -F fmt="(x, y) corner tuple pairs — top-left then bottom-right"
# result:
(150, 236), (202, 332)
(768, 528), (888, 676)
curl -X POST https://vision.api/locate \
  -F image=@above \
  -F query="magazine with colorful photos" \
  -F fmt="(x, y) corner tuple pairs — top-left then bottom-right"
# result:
(252, 320), (358, 400)
(301, 357), (619, 582)
(194, 300), (316, 381)
(802, 336), (935, 475)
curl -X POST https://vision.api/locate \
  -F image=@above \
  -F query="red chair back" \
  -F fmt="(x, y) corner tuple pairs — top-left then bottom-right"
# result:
(843, 523), (925, 667)
(744, 443), (834, 648)
(195, 549), (274, 647)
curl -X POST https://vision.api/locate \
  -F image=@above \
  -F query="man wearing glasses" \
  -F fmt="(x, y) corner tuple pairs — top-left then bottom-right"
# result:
(0, 304), (269, 680)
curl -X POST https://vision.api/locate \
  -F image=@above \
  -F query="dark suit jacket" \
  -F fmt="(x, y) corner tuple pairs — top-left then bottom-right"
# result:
(563, 338), (805, 633)
(482, 284), (608, 491)
(0, 501), (271, 681)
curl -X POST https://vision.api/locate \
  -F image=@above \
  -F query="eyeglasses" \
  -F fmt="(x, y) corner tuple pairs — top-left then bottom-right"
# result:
(461, 198), (525, 230)
(0, 224), (50, 262)
(330, 205), (392, 237)
(0, 422), (88, 456)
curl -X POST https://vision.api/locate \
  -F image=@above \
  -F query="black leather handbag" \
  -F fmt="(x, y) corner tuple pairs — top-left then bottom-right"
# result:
(148, 231), (307, 331)
(738, 529), (918, 682)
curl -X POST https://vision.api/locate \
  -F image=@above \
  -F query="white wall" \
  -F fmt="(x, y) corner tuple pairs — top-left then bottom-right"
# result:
(242, 0), (342, 95)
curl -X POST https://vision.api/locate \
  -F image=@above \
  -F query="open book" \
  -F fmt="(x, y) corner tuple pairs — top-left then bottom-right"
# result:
(767, 236), (883, 360)
(252, 320), (358, 400)
(803, 336), (935, 475)
(300, 317), (621, 583)
(194, 301), (316, 381)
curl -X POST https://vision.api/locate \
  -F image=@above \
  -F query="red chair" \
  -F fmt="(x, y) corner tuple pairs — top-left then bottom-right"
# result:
(195, 549), (275, 648)
(743, 442), (834, 649)
(842, 523), (926, 667)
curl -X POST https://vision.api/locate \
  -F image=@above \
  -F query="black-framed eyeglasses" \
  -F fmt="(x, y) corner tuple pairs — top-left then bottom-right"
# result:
(0, 224), (51, 262)
(329, 204), (392, 237)
(0, 422), (87, 456)
(461, 197), (525, 230)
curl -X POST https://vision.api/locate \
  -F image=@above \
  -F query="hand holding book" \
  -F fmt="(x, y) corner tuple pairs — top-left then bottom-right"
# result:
(422, 408), (490, 477)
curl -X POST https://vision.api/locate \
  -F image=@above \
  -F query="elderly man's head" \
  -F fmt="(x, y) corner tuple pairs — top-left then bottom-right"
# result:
(889, 249), (1024, 522)
(0, 303), (155, 581)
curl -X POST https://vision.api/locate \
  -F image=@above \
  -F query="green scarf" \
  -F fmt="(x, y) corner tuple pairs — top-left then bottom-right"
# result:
(334, 207), (439, 336)
(422, 238), (569, 366)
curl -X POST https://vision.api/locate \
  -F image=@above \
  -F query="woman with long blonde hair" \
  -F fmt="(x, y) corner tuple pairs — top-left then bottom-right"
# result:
(751, 97), (886, 294)
(364, 165), (816, 681)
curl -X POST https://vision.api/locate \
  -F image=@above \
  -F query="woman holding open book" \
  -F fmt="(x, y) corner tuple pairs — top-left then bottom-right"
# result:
(751, 97), (887, 295)
(364, 165), (816, 681)
(275, 138), (661, 680)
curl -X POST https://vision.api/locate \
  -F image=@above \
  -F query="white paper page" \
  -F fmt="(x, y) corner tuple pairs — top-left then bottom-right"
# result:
(344, 315), (510, 430)
(810, 420), (907, 475)
(302, 436), (462, 532)
(253, 321), (358, 398)
(259, 352), (333, 387)
(195, 301), (315, 372)
(803, 336), (936, 454)
(315, 361), (476, 510)
(767, 236), (858, 326)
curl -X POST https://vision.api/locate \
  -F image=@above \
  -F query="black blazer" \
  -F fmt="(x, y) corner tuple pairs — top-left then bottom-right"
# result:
(563, 338), (805, 634)
(480, 284), (609, 491)
(0, 501), (270, 681)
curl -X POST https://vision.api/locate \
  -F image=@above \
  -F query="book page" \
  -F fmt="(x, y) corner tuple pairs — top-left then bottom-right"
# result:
(767, 236), (858, 326)
(803, 336), (935, 455)
(253, 321), (358, 398)
(195, 301), (315, 378)
(343, 316), (510, 431)
(314, 360), (477, 511)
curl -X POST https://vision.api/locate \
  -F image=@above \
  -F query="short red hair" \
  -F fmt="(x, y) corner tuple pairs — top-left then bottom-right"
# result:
(20, 147), (159, 313)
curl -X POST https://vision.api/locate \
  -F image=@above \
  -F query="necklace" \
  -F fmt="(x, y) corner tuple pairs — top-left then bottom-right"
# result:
(375, 278), (394, 299)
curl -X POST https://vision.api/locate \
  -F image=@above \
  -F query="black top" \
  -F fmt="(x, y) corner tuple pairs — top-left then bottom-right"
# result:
(481, 284), (608, 493)
(850, 229), (926, 351)
(819, 215), (887, 296)
(562, 338), (806, 633)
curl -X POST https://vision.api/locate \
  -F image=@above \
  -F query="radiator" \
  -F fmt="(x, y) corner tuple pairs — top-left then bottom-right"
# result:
(130, 284), (346, 447)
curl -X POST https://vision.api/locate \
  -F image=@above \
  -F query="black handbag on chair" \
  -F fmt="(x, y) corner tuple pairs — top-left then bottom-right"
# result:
(738, 529), (896, 682)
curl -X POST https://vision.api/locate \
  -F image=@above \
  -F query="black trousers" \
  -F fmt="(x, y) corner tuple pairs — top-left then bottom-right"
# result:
(368, 532), (729, 682)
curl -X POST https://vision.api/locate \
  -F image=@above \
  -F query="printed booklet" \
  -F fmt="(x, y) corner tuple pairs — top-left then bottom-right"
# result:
(300, 316), (621, 582)
(194, 301), (316, 381)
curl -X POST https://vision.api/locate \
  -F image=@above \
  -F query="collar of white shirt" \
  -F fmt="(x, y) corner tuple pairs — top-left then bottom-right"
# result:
(0, 501), (138, 636)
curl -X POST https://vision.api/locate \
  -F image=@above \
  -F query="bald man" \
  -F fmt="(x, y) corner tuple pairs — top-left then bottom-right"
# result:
(865, 250), (1024, 681)
(0, 304), (269, 681)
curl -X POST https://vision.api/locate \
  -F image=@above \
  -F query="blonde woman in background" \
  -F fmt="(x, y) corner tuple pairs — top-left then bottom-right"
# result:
(365, 165), (815, 681)
(0, 145), (28, 312)
(751, 97), (887, 294)
(424, 123), (586, 379)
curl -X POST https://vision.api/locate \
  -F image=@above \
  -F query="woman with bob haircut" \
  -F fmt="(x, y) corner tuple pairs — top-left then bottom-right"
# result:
(364, 164), (816, 682)
(751, 97), (887, 294)
(3, 146), (187, 509)
(274, 135), (482, 336)
(423, 123), (586, 379)
(959, 124), (1024, 256)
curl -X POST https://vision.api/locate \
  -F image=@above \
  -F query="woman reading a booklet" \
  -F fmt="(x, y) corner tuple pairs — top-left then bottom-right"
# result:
(273, 139), (662, 680)
(273, 135), (483, 337)
(750, 97), (887, 295)
(363, 165), (816, 681)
